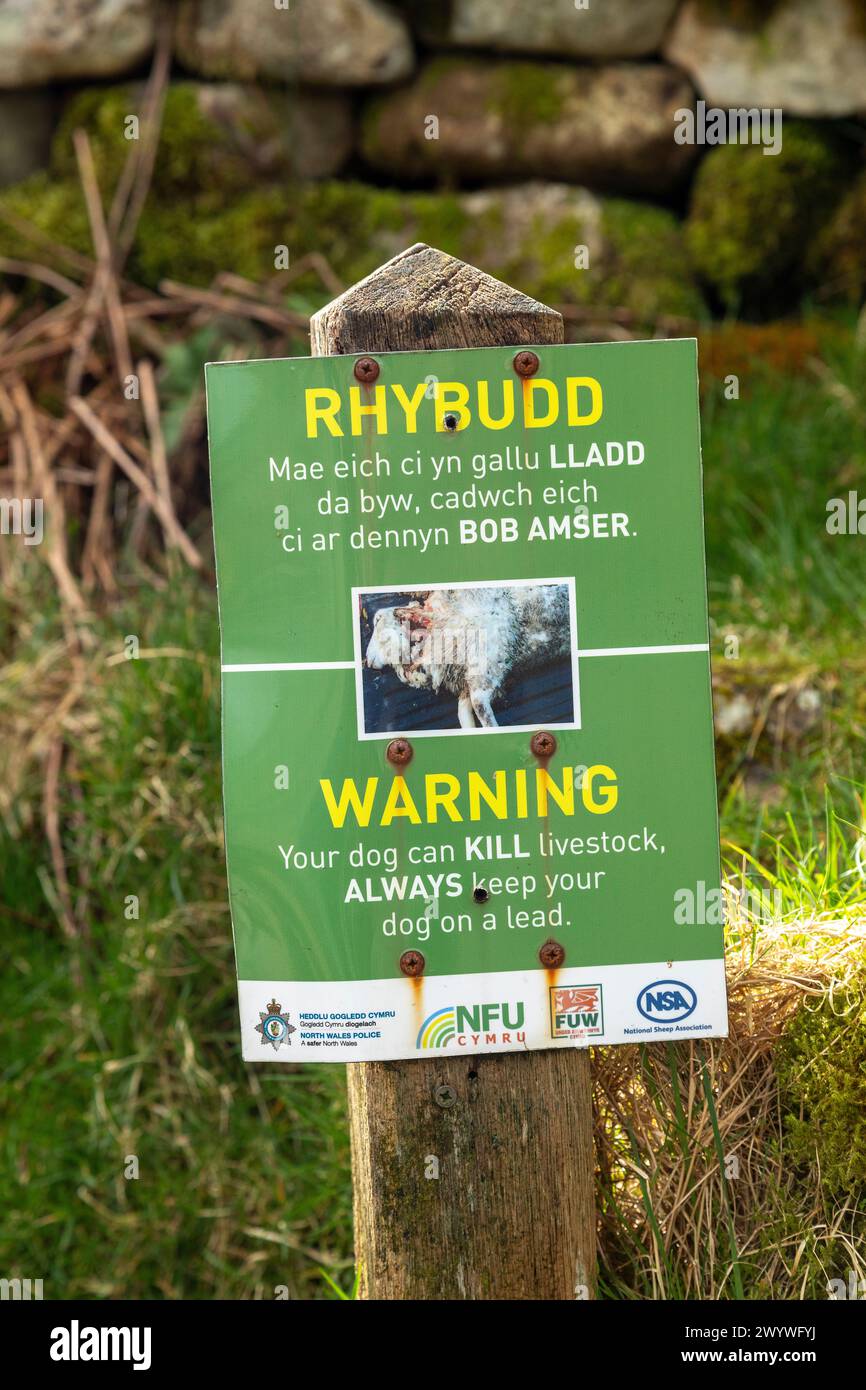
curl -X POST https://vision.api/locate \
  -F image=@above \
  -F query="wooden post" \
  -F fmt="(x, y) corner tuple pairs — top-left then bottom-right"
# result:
(310, 244), (596, 1301)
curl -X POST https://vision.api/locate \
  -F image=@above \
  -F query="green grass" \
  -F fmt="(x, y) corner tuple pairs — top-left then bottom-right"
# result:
(702, 335), (866, 635)
(0, 567), (352, 1299)
(1, 327), (865, 1299)
(701, 327), (866, 851)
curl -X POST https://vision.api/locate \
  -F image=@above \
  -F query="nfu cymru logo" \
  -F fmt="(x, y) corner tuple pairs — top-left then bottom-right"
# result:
(550, 985), (604, 1040)
(255, 999), (296, 1050)
(416, 1002), (525, 1050)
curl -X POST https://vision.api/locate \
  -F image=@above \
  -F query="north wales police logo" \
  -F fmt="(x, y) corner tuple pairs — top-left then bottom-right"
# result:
(255, 999), (296, 1050)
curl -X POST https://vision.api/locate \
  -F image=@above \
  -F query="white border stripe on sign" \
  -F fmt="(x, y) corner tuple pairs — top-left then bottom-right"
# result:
(222, 660), (355, 672)
(579, 643), (709, 657)
(222, 642), (709, 673)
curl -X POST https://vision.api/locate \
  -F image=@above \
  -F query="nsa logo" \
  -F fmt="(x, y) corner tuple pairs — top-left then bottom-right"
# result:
(255, 999), (296, 1050)
(636, 980), (697, 1023)
(550, 984), (604, 1040)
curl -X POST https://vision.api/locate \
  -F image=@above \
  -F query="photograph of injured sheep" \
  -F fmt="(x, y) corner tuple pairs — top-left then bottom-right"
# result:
(357, 579), (578, 736)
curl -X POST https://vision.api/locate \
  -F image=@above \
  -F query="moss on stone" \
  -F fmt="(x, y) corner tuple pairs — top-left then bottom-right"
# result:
(488, 62), (567, 129)
(287, 182), (474, 289)
(602, 199), (707, 320)
(416, 54), (471, 95)
(134, 187), (290, 287)
(0, 165), (703, 323)
(288, 184), (704, 326)
(54, 84), (201, 194)
(776, 966), (866, 1199)
(412, 193), (472, 257)
(489, 197), (705, 323)
(0, 171), (93, 263)
(361, 55), (467, 165)
(362, 57), (567, 171)
(494, 209), (591, 309)
(685, 121), (853, 312)
(287, 180), (409, 286)
(51, 81), (291, 202)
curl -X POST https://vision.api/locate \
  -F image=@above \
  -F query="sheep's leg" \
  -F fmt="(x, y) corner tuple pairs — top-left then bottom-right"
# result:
(470, 688), (498, 727)
(457, 689), (476, 728)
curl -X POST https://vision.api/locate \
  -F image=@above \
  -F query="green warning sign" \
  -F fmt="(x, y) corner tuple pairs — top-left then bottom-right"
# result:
(206, 338), (727, 1062)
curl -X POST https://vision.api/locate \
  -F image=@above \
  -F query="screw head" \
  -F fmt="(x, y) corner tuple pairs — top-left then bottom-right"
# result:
(472, 884), (489, 904)
(530, 730), (557, 758)
(353, 356), (380, 383)
(513, 350), (540, 378)
(433, 1084), (457, 1109)
(400, 949), (425, 977)
(539, 939), (566, 969)
(386, 737), (413, 767)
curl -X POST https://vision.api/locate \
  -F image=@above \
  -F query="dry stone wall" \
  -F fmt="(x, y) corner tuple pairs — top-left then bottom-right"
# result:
(0, 0), (864, 320)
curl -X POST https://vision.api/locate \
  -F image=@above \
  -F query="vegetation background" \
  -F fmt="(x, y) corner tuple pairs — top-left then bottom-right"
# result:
(0, 0), (864, 1299)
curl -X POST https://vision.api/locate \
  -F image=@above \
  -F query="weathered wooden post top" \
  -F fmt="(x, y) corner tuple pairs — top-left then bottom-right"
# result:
(311, 244), (596, 1302)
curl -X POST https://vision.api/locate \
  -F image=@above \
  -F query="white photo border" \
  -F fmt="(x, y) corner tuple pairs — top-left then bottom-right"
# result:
(351, 575), (581, 740)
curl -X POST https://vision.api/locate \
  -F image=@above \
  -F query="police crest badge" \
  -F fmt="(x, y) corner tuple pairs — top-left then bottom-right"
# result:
(255, 999), (296, 1050)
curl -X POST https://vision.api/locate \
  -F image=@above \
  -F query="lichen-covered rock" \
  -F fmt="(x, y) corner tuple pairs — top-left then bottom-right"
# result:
(0, 159), (704, 327)
(412, 0), (679, 58)
(306, 183), (705, 326)
(0, 0), (154, 87)
(457, 185), (706, 325)
(361, 59), (697, 194)
(176, 0), (413, 86)
(276, 180), (705, 324)
(666, 0), (866, 117)
(684, 122), (853, 311)
(806, 168), (866, 304)
(0, 171), (94, 266)
(285, 91), (354, 179)
(0, 92), (57, 188)
(0, 81), (354, 284)
(185, 84), (353, 181)
(51, 82), (351, 196)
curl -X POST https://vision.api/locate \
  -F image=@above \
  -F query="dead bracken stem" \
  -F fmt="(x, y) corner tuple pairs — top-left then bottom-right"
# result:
(0, 27), (341, 604)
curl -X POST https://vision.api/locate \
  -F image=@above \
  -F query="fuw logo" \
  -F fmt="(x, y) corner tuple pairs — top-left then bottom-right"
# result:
(550, 984), (604, 1040)
(417, 1002), (525, 1049)
(637, 979), (697, 1023)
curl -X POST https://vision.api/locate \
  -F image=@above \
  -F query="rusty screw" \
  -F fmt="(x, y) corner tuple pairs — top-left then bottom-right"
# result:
(530, 730), (557, 758)
(539, 939), (566, 969)
(386, 737), (413, 767)
(400, 949), (425, 977)
(353, 356), (380, 383)
(513, 350), (540, 378)
(433, 1084), (457, 1109)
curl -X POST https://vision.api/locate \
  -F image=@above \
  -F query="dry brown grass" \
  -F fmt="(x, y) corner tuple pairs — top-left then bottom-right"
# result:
(594, 915), (866, 1298)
